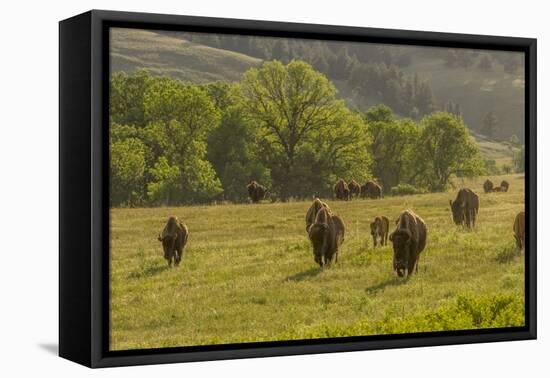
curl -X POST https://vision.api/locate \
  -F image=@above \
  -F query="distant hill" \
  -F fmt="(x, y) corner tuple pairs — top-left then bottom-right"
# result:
(110, 28), (261, 83)
(399, 48), (524, 142)
(470, 130), (519, 167)
(110, 28), (524, 144)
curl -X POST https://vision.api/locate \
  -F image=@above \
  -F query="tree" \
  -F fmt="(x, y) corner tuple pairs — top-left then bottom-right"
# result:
(365, 105), (421, 192)
(481, 111), (498, 138)
(513, 145), (525, 173)
(142, 80), (223, 204)
(477, 54), (494, 71)
(110, 70), (153, 127)
(241, 60), (371, 199)
(413, 112), (483, 191)
(110, 137), (146, 206)
(204, 82), (271, 202)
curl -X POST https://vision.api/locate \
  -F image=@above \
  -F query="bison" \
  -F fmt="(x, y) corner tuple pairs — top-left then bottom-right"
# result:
(361, 181), (382, 199)
(334, 179), (350, 201)
(500, 180), (510, 192)
(449, 188), (479, 229)
(158, 216), (189, 267)
(305, 198), (331, 233)
(492, 186), (504, 192)
(348, 180), (361, 199)
(483, 179), (494, 193)
(370, 216), (389, 247)
(247, 180), (267, 203)
(513, 211), (525, 251)
(308, 206), (345, 267)
(389, 210), (427, 277)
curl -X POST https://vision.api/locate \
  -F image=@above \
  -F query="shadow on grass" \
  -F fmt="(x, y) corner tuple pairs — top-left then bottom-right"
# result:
(495, 244), (521, 264)
(286, 267), (322, 282)
(128, 264), (169, 279)
(366, 276), (408, 295)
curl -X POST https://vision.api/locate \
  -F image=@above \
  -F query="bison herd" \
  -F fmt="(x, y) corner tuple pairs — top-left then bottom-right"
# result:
(332, 179), (382, 201)
(156, 177), (525, 279)
(483, 179), (509, 193)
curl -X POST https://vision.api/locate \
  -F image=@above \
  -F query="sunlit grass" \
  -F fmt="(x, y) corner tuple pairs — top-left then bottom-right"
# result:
(110, 174), (525, 350)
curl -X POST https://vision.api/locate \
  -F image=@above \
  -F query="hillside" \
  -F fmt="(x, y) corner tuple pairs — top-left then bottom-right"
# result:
(110, 28), (262, 83)
(471, 131), (520, 167)
(400, 48), (525, 141)
(110, 28), (524, 154)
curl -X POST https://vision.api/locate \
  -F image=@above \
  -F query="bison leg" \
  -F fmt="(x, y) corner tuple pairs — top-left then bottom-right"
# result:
(174, 249), (182, 266)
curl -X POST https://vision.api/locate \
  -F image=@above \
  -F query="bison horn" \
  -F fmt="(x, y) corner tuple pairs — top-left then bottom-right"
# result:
(158, 233), (163, 242)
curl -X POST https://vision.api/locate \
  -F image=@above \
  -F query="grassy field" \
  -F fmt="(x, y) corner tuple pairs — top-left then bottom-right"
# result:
(110, 174), (525, 351)
(110, 28), (261, 83)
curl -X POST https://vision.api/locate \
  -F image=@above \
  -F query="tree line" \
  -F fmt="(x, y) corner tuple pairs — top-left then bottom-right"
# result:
(110, 61), (486, 207)
(183, 33), (437, 119)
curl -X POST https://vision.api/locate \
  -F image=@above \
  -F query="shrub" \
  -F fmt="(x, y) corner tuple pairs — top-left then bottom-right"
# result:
(390, 183), (427, 196)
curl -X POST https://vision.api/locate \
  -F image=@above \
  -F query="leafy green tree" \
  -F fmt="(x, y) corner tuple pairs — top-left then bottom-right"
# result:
(481, 111), (498, 138)
(412, 112), (483, 191)
(110, 70), (153, 127)
(110, 138), (146, 206)
(513, 145), (525, 173)
(365, 105), (421, 192)
(146, 156), (180, 204)
(241, 60), (371, 199)
(204, 81), (271, 202)
(142, 80), (223, 203)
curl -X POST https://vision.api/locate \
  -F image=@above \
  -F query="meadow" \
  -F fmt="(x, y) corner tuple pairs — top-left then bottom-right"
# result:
(110, 174), (525, 351)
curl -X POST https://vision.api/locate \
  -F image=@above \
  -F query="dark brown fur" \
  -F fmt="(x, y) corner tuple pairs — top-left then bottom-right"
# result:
(483, 179), (494, 193)
(492, 186), (503, 192)
(500, 180), (510, 192)
(308, 207), (345, 267)
(389, 210), (427, 277)
(370, 216), (389, 247)
(334, 179), (350, 201)
(361, 181), (382, 199)
(348, 180), (361, 199)
(513, 211), (525, 251)
(158, 216), (189, 267)
(305, 198), (331, 233)
(450, 188), (479, 229)
(247, 180), (267, 203)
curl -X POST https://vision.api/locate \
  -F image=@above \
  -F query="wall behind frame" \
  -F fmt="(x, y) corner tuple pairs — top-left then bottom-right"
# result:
(0, 0), (546, 377)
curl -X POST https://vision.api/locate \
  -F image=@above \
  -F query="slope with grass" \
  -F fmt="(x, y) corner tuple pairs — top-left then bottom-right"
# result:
(110, 28), (262, 83)
(110, 174), (525, 350)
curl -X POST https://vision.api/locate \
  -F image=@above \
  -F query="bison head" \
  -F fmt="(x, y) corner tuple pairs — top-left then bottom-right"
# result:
(158, 233), (177, 259)
(308, 223), (329, 267)
(449, 200), (464, 225)
(389, 229), (412, 277)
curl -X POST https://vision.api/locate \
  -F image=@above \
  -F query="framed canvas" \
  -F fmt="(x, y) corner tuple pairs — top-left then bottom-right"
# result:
(59, 10), (537, 368)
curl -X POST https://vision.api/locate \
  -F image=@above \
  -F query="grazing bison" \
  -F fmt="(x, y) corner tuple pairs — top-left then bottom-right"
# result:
(348, 180), (361, 199)
(389, 210), (427, 277)
(492, 186), (503, 192)
(308, 207), (345, 267)
(449, 188), (479, 229)
(334, 179), (350, 201)
(361, 181), (382, 199)
(158, 216), (189, 267)
(247, 180), (267, 203)
(305, 198), (331, 233)
(500, 180), (510, 192)
(370, 215), (389, 247)
(483, 179), (494, 193)
(513, 211), (525, 251)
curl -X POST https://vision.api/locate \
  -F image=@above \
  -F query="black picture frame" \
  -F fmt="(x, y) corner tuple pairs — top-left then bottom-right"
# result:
(59, 9), (537, 368)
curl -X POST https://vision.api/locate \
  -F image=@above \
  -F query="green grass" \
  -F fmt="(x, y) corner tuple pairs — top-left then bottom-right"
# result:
(110, 28), (261, 83)
(110, 174), (525, 350)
